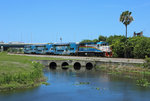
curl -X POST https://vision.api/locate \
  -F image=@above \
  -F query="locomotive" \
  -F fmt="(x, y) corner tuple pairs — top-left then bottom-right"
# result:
(23, 41), (112, 57)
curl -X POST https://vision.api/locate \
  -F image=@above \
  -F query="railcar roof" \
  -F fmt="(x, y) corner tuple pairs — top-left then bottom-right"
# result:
(79, 41), (108, 45)
(97, 41), (108, 44)
(53, 42), (77, 46)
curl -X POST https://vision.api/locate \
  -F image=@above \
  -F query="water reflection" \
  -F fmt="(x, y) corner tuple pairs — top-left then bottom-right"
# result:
(0, 69), (150, 101)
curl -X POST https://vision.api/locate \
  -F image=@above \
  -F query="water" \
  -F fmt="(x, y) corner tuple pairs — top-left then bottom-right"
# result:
(0, 69), (150, 101)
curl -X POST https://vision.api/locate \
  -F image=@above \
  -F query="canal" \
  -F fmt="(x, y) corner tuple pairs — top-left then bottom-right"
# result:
(0, 68), (150, 101)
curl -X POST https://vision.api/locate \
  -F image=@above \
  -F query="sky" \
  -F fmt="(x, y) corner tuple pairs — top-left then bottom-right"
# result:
(0, 0), (150, 43)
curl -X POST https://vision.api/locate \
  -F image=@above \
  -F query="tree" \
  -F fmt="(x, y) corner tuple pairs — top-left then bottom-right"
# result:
(133, 37), (150, 58)
(92, 39), (99, 42)
(98, 35), (107, 41)
(106, 35), (126, 58)
(80, 39), (93, 43)
(120, 11), (134, 40)
(106, 35), (126, 45)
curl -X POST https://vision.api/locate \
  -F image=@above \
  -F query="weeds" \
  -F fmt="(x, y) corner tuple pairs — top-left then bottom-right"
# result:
(0, 53), (46, 91)
(74, 82), (90, 85)
(136, 79), (150, 87)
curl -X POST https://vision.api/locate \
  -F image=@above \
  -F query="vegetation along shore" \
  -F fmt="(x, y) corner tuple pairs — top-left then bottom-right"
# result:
(95, 56), (150, 87)
(0, 51), (150, 91)
(0, 52), (63, 92)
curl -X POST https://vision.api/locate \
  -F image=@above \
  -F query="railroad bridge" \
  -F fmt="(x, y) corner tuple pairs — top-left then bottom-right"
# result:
(35, 60), (96, 71)
(34, 59), (142, 71)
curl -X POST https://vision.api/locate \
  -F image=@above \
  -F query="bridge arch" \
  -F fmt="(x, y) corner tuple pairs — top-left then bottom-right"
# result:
(86, 62), (93, 70)
(61, 62), (69, 70)
(49, 62), (57, 69)
(73, 62), (81, 70)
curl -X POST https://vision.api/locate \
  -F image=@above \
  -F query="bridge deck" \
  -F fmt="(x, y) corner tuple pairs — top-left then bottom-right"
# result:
(10, 53), (145, 64)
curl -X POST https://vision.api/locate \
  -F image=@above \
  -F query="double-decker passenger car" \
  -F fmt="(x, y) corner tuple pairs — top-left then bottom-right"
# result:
(24, 45), (36, 54)
(35, 44), (46, 54)
(43, 44), (54, 55)
(52, 42), (78, 55)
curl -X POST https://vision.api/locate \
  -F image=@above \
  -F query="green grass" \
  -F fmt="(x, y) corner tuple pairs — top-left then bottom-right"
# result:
(96, 65), (150, 78)
(0, 52), (56, 91)
(8, 53), (70, 61)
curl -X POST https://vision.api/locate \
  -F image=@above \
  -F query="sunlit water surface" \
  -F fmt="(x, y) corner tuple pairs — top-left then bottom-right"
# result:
(0, 69), (150, 101)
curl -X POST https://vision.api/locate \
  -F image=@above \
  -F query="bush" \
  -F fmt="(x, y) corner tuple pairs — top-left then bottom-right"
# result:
(7, 48), (23, 53)
(133, 37), (150, 58)
(107, 36), (150, 58)
(143, 56), (150, 68)
(106, 35), (126, 58)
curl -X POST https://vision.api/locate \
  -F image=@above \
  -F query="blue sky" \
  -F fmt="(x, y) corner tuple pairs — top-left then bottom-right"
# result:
(0, 0), (150, 43)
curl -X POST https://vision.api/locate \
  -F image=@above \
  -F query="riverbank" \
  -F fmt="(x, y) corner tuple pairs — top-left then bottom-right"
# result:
(96, 65), (150, 77)
(95, 64), (150, 87)
(1, 52), (150, 91)
(0, 52), (63, 91)
(11, 53), (149, 79)
(95, 56), (150, 78)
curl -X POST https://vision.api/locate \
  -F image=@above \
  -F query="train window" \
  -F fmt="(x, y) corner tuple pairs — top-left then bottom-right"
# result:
(97, 44), (100, 47)
(70, 48), (74, 50)
(57, 50), (64, 52)
(101, 44), (106, 46)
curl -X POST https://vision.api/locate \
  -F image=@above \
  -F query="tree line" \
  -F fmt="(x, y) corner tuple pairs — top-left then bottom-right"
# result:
(80, 35), (150, 58)
(81, 11), (150, 59)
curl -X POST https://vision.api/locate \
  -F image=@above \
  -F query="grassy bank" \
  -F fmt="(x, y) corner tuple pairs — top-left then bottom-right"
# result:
(96, 65), (150, 77)
(0, 52), (61, 91)
(96, 65), (150, 87)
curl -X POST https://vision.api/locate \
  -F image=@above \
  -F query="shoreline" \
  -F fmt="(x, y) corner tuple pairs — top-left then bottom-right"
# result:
(0, 52), (149, 92)
(0, 53), (49, 92)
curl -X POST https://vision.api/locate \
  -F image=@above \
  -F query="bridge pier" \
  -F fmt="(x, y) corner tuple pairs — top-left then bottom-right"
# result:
(0, 46), (4, 52)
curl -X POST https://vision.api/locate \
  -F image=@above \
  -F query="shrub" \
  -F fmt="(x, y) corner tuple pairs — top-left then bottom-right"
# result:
(136, 79), (150, 87)
(143, 56), (150, 68)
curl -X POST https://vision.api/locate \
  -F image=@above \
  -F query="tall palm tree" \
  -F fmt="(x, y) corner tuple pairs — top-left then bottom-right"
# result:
(120, 11), (134, 40)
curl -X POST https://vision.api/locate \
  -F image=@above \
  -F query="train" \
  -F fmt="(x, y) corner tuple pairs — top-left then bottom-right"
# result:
(23, 41), (112, 57)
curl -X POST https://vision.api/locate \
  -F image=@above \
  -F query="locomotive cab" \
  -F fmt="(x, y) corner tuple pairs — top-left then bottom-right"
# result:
(77, 41), (112, 57)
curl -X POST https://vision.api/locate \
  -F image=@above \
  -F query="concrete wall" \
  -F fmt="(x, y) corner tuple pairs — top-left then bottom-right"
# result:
(95, 61), (142, 68)
(35, 60), (96, 71)
(34, 59), (142, 71)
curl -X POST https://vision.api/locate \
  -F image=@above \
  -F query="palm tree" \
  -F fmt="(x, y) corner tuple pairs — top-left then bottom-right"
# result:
(120, 11), (134, 40)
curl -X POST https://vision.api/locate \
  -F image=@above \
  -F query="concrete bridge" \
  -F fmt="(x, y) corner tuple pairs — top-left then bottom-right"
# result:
(0, 43), (46, 51)
(34, 59), (142, 71)
(35, 60), (96, 71)
(0, 43), (27, 51)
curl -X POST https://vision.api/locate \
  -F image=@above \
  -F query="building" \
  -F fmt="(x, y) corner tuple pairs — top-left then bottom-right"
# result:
(133, 31), (143, 37)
